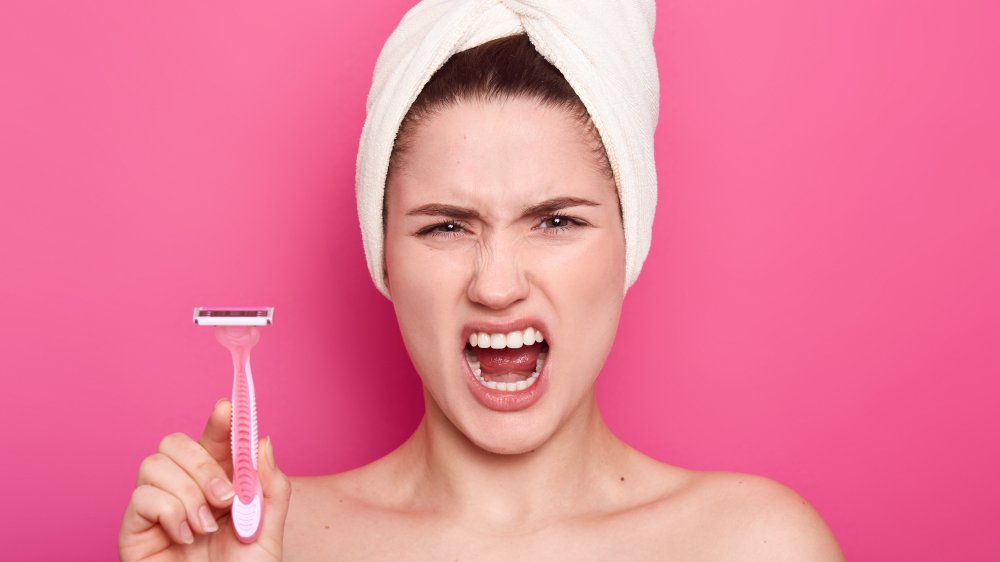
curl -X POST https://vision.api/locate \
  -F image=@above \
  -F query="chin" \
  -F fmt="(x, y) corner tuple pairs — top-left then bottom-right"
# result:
(462, 415), (556, 455)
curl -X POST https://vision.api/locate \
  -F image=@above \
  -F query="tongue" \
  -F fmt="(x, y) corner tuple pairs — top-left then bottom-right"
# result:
(473, 343), (543, 382)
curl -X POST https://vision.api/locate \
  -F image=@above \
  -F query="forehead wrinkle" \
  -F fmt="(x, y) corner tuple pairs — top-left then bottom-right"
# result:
(395, 100), (610, 225)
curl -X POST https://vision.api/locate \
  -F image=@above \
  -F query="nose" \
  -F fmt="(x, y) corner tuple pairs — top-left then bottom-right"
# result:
(466, 240), (530, 310)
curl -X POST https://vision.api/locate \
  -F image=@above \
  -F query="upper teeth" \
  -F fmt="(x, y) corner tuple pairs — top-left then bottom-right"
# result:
(468, 327), (545, 349)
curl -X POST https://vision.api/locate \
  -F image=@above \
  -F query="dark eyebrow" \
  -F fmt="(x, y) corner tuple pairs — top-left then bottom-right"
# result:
(405, 196), (600, 220)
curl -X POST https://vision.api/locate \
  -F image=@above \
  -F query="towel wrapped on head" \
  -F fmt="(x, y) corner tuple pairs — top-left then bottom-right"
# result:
(356, 0), (660, 300)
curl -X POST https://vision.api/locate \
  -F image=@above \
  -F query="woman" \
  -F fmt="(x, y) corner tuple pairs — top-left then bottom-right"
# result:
(119, 2), (844, 560)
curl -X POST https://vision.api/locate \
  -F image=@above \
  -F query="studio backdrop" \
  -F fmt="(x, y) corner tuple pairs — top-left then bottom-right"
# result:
(1, 1), (997, 560)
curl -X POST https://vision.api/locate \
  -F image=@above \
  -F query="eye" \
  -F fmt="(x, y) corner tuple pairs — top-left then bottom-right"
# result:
(416, 220), (470, 239)
(536, 215), (585, 233)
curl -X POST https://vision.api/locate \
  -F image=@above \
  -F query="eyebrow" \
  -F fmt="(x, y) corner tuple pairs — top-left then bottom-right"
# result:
(405, 196), (600, 220)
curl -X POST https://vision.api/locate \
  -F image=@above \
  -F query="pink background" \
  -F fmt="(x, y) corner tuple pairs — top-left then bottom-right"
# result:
(2, 1), (997, 559)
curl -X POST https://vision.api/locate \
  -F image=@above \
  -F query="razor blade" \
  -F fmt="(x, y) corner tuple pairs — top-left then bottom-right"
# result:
(193, 307), (274, 326)
(193, 305), (273, 543)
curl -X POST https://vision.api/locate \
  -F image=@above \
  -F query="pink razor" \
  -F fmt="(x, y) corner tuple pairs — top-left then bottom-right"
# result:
(193, 306), (274, 544)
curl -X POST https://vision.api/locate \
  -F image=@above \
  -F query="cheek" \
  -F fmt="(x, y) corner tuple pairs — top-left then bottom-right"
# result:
(385, 237), (470, 375)
(536, 224), (625, 299)
(386, 237), (472, 302)
(546, 227), (625, 385)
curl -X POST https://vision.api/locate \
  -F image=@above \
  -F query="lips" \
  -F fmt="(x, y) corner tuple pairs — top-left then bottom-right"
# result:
(459, 317), (552, 411)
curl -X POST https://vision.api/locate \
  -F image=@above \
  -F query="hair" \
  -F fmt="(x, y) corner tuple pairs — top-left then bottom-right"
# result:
(383, 33), (618, 231)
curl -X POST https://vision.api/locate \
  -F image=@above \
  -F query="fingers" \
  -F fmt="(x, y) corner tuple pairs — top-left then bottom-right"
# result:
(122, 484), (196, 546)
(135, 449), (224, 538)
(121, 399), (244, 555)
(198, 398), (234, 471)
(255, 436), (293, 556)
(259, 436), (291, 514)
(157, 431), (236, 509)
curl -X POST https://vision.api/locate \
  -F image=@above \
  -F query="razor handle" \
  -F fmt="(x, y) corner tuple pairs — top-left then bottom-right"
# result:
(230, 352), (263, 543)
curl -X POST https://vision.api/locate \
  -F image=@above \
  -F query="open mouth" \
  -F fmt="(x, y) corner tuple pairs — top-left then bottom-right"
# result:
(463, 327), (549, 392)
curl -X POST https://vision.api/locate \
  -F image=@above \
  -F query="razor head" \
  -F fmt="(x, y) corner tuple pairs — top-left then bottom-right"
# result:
(193, 307), (274, 326)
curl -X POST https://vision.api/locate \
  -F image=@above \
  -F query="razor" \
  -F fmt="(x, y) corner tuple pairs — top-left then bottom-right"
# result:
(193, 306), (274, 544)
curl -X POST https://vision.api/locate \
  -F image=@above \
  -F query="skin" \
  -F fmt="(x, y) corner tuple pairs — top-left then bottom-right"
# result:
(118, 98), (845, 561)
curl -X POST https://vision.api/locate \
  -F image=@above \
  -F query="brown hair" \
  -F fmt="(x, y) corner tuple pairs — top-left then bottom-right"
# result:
(383, 33), (616, 230)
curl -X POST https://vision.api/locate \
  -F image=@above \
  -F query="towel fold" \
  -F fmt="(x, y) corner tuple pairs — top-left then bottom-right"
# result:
(356, 0), (659, 300)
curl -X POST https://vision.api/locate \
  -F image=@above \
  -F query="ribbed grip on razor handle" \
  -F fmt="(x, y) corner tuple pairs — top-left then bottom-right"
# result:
(231, 356), (263, 543)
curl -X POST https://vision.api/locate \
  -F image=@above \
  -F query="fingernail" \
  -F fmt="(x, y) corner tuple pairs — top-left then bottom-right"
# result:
(179, 520), (194, 544)
(210, 478), (235, 501)
(264, 436), (276, 470)
(199, 504), (218, 532)
(214, 397), (227, 408)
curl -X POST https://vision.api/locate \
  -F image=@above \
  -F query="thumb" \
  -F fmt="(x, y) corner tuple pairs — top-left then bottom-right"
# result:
(256, 436), (292, 553)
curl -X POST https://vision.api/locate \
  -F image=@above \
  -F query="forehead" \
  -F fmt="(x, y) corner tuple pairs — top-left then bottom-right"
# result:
(389, 98), (612, 214)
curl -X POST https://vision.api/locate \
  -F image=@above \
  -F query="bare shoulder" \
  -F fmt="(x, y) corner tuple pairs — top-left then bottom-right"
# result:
(283, 473), (346, 542)
(674, 470), (845, 561)
(282, 464), (384, 559)
(285, 459), (387, 518)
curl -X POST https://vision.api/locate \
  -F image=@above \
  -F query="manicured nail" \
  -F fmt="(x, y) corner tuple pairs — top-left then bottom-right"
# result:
(210, 478), (234, 501)
(199, 504), (218, 532)
(179, 520), (194, 544)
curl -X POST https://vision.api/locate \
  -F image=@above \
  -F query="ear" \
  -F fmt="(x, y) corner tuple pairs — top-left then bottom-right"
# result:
(381, 212), (392, 299)
(382, 257), (392, 298)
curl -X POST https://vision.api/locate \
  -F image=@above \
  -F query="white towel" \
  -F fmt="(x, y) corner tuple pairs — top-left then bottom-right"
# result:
(356, 0), (659, 300)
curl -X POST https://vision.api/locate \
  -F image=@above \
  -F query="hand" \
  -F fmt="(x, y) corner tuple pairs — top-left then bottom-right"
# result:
(118, 398), (292, 561)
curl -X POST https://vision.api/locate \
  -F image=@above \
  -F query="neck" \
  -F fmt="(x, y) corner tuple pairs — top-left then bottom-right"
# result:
(394, 388), (633, 530)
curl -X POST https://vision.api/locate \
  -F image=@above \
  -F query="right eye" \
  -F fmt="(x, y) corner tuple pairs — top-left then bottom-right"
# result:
(417, 220), (470, 238)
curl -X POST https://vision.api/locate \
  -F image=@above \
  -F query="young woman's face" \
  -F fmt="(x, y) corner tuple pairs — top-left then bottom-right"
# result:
(384, 97), (625, 454)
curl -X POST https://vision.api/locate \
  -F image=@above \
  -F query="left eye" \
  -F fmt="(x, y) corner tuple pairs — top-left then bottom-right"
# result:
(538, 215), (580, 230)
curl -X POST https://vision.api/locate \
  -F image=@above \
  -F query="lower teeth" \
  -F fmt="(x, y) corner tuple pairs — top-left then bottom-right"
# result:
(465, 348), (547, 392)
